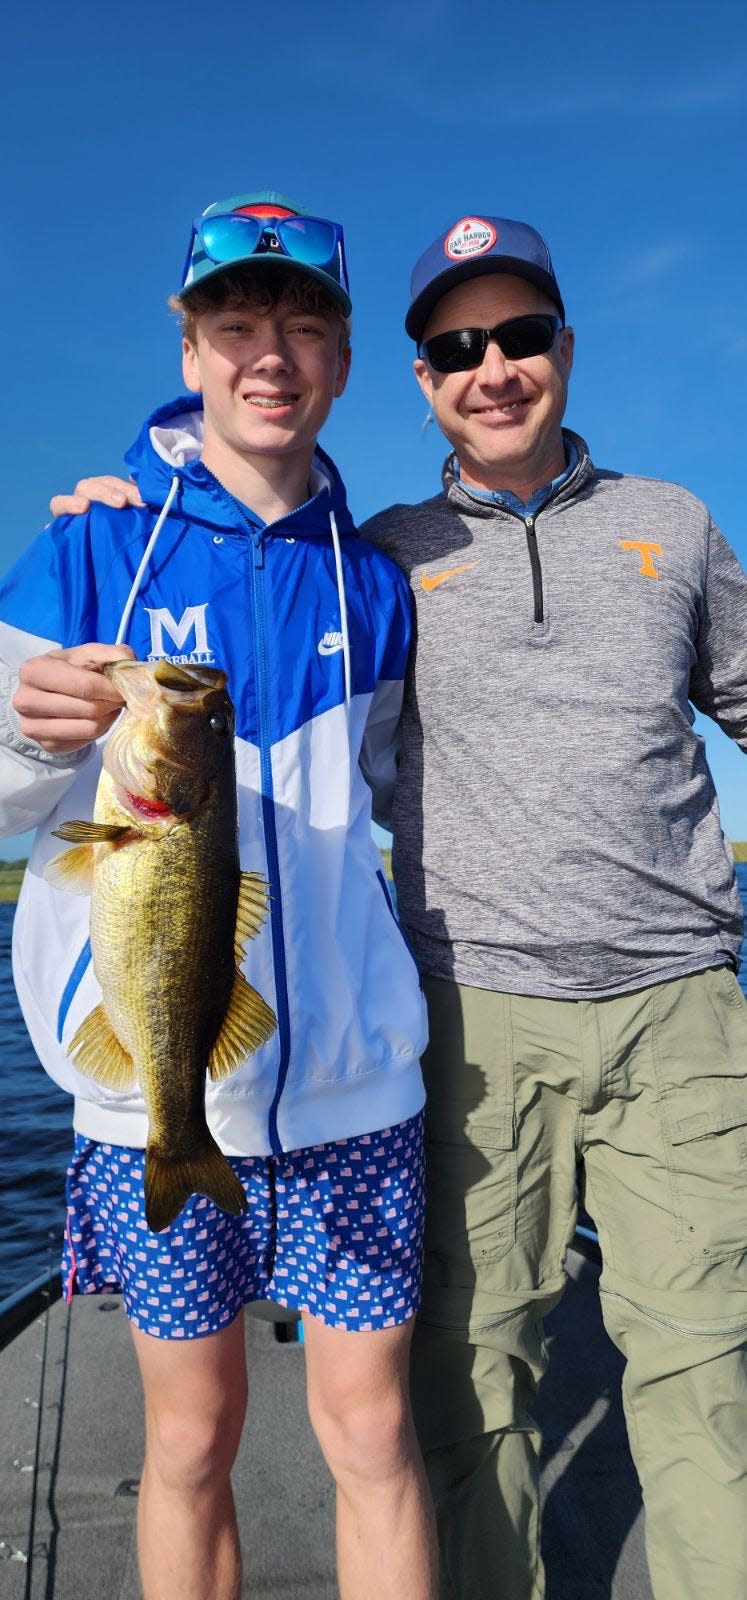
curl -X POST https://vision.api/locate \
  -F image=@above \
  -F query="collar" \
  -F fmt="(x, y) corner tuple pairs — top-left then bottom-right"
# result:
(452, 438), (579, 519)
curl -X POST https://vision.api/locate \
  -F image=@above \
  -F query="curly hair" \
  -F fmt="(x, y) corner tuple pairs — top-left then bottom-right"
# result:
(170, 261), (350, 351)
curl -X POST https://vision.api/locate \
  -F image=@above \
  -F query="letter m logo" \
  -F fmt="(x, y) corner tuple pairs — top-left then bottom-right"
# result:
(145, 604), (210, 656)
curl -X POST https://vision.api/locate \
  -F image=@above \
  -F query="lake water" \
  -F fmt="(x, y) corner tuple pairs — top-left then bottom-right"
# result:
(3, 870), (747, 1301)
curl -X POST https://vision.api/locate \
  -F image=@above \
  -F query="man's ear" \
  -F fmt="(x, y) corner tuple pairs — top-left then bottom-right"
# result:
(558, 325), (574, 378)
(413, 357), (434, 407)
(182, 336), (201, 394)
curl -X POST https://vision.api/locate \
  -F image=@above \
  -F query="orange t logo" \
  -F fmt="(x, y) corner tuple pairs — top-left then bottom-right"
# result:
(619, 540), (663, 579)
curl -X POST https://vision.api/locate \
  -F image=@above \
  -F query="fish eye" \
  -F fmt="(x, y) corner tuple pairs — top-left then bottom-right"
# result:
(208, 712), (230, 735)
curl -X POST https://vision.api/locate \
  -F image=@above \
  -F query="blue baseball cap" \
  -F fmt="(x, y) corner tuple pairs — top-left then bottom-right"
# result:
(405, 215), (564, 342)
(180, 189), (352, 315)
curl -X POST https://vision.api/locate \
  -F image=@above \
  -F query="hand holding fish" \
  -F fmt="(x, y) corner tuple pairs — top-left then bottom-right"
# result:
(14, 642), (135, 754)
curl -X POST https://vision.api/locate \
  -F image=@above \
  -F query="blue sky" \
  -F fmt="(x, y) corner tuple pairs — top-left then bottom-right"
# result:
(1, 0), (746, 856)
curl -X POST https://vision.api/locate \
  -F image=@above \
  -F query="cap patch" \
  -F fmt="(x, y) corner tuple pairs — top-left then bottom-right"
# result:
(445, 217), (497, 260)
(234, 203), (296, 219)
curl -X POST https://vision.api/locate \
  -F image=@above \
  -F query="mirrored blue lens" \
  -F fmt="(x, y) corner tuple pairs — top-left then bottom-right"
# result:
(199, 215), (264, 264)
(276, 217), (339, 267)
(189, 213), (347, 300)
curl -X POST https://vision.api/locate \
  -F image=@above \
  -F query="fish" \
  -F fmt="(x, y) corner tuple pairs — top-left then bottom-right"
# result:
(46, 658), (277, 1232)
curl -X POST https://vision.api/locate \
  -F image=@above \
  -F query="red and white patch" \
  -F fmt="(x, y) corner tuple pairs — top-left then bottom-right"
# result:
(445, 218), (497, 260)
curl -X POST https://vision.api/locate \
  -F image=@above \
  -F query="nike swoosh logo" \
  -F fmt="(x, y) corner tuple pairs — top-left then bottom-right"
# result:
(318, 640), (344, 655)
(421, 563), (477, 592)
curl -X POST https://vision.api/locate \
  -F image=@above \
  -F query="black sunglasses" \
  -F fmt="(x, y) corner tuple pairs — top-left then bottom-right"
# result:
(418, 313), (563, 373)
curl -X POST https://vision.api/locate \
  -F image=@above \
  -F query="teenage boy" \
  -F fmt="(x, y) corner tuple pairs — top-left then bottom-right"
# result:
(0, 191), (437, 1600)
(61, 213), (747, 1600)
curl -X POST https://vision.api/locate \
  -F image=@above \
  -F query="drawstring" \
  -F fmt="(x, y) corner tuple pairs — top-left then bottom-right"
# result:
(111, 472), (352, 715)
(115, 473), (179, 646)
(329, 509), (351, 708)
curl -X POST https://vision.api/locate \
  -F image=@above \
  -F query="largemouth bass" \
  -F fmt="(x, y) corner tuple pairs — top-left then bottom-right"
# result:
(47, 659), (276, 1232)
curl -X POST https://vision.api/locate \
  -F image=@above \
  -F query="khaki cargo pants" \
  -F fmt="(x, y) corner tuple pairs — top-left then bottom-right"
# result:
(412, 969), (747, 1600)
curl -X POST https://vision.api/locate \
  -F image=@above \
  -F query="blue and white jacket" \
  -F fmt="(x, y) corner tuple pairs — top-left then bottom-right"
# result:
(0, 397), (426, 1155)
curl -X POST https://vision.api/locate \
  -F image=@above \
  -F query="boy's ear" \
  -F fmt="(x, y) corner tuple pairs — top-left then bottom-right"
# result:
(334, 342), (352, 399)
(182, 336), (201, 394)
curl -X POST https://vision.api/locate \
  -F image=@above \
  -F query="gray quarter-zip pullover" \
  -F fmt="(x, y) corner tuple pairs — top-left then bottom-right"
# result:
(362, 431), (747, 999)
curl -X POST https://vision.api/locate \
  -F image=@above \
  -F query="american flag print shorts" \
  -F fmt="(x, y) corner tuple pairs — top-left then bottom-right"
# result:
(62, 1112), (425, 1339)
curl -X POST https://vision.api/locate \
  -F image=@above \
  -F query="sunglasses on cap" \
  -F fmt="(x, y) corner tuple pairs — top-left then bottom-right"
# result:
(418, 313), (563, 374)
(182, 211), (348, 293)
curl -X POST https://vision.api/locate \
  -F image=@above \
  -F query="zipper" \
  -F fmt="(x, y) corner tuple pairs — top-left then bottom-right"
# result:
(455, 450), (585, 628)
(476, 502), (546, 625)
(517, 467), (589, 627)
(249, 529), (293, 1156)
(200, 466), (293, 1157)
(523, 516), (543, 624)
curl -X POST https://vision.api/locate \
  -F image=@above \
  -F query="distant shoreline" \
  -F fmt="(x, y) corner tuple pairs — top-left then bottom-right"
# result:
(0, 845), (396, 904)
(0, 862), (26, 904)
(0, 842), (743, 905)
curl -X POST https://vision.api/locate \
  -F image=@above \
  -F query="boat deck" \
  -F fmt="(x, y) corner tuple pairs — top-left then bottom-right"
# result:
(0, 1247), (652, 1598)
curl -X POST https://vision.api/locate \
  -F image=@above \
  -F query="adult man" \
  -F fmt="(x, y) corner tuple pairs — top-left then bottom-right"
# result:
(360, 216), (747, 1600)
(1, 191), (436, 1600)
(50, 214), (747, 1599)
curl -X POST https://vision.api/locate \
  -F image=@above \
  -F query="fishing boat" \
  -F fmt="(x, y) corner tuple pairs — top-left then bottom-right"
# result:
(0, 1246), (653, 1598)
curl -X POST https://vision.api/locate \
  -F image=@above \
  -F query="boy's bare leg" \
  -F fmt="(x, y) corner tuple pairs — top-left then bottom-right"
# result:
(131, 1312), (248, 1600)
(303, 1313), (438, 1599)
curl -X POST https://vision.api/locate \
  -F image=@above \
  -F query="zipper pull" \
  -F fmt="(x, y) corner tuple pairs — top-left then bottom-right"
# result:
(252, 531), (265, 569)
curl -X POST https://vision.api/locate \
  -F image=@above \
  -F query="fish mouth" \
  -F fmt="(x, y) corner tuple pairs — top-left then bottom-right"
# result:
(109, 778), (208, 826)
(99, 660), (230, 828)
(109, 783), (181, 826)
(104, 659), (228, 708)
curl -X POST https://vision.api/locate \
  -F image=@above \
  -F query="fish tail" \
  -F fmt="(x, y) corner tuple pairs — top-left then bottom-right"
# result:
(144, 1137), (248, 1233)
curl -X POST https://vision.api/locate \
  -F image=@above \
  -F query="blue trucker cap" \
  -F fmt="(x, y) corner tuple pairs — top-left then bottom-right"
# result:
(405, 214), (565, 342)
(180, 189), (352, 316)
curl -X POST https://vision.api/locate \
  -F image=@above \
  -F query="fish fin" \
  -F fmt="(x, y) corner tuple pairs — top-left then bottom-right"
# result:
(44, 844), (97, 895)
(52, 821), (135, 843)
(208, 971), (277, 1082)
(68, 1004), (137, 1091)
(233, 870), (272, 960)
(144, 1138), (248, 1233)
(152, 659), (204, 691)
(45, 822), (139, 894)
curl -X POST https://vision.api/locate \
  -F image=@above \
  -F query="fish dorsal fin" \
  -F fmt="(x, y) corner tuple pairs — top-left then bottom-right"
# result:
(208, 972), (277, 1083)
(68, 1003), (137, 1091)
(234, 870), (271, 961)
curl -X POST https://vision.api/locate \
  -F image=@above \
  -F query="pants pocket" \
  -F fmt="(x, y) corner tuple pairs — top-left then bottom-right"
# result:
(653, 967), (747, 1264)
(421, 978), (517, 1290)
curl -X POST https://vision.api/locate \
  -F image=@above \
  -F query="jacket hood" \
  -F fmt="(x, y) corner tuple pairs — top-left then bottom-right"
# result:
(124, 394), (357, 539)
